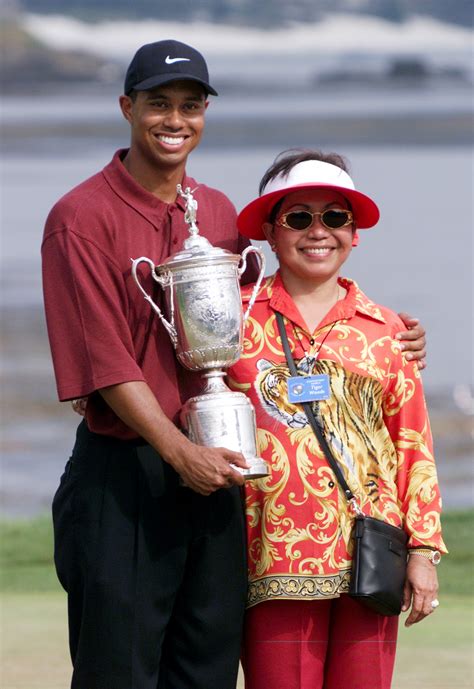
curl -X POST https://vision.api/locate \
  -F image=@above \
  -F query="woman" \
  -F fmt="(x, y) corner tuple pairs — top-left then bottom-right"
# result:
(228, 150), (446, 689)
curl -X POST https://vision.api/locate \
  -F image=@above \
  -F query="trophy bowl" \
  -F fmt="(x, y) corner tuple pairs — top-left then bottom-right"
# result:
(155, 254), (243, 371)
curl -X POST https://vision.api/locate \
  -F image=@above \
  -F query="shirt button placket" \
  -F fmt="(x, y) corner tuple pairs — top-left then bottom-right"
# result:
(167, 204), (180, 248)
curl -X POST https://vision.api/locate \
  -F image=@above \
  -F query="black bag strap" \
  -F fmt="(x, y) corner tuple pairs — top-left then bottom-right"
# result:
(275, 311), (358, 508)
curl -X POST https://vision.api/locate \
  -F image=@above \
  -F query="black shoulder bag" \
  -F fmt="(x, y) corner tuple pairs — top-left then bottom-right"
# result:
(276, 311), (407, 616)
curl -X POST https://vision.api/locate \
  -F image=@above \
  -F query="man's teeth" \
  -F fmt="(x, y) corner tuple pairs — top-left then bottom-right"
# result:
(304, 247), (332, 254)
(158, 135), (185, 145)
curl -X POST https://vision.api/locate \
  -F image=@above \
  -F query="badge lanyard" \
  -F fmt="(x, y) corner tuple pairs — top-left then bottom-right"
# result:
(279, 314), (337, 403)
(275, 311), (357, 505)
(291, 319), (337, 367)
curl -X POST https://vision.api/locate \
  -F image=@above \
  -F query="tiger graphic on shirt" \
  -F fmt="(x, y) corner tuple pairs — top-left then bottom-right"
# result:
(254, 356), (398, 507)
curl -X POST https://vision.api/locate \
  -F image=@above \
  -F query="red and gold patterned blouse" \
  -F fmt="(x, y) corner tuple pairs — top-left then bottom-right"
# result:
(228, 272), (447, 608)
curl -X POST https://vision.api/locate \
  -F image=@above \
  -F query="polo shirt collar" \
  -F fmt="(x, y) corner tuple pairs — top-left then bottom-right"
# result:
(248, 271), (386, 332)
(102, 149), (195, 228)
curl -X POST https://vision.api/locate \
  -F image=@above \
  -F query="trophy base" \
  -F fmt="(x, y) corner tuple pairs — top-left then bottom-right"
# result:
(181, 372), (270, 481)
(233, 457), (270, 480)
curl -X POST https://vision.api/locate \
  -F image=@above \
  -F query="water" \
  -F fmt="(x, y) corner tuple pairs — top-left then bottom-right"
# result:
(2, 81), (472, 122)
(1, 87), (473, 516)
(2, 142), (472, 391)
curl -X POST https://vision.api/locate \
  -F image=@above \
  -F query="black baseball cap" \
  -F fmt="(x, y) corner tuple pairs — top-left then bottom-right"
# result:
(124, 39), (218, 96)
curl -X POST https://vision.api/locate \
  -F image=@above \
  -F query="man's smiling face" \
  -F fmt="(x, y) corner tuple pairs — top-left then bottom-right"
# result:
(120, 80), (208, 172)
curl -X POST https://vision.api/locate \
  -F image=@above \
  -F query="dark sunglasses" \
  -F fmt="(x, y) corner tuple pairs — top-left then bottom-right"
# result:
(277, 208), (353, 231)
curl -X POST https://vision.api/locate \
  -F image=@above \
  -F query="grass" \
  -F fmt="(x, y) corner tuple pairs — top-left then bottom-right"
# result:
(1, 509), (473, 595)
(1, 592), (472, 689)
(394, 595), (474, 688)
(1, 592), (71, 689)
(436, 509), (474, 596)
(0, 515), (61, 593)
(1, 510), (473, 688)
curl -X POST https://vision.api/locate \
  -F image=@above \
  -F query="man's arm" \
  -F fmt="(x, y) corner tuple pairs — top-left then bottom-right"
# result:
(396, 313), (426, 370)
(42, 217), (247, 495)
(99, 380), (248, 495)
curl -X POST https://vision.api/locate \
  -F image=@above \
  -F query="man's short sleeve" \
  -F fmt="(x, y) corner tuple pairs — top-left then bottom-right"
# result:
(42, 228), (145, 401)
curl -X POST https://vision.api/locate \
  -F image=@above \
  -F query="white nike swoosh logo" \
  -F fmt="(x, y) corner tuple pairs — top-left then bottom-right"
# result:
(165, 56), (191, 64)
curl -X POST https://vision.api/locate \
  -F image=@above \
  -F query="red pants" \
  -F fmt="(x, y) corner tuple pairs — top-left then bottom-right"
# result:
(242, 596), (398, 689)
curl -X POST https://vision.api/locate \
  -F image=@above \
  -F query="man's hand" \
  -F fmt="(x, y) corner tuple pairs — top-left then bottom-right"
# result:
(402, 555), (439, 627)
(172, 443), (248, 495)
(98, 380), (249, 496)
(396, 312), (426, 370)
(71, 398), (88, 416)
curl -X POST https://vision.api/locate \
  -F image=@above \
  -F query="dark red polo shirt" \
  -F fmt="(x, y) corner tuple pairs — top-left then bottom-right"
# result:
(42, 149), (255, 439)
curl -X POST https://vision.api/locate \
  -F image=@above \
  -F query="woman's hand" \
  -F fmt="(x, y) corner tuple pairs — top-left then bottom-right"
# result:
(402, 555), (439, 627)
(396, 313), (427, 370)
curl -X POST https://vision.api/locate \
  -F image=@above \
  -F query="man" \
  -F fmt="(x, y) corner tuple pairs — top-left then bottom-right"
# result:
(42, 40), (426, 689)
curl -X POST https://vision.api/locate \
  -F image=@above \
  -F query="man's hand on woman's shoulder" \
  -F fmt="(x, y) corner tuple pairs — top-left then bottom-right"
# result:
(396, 312), (427, 370)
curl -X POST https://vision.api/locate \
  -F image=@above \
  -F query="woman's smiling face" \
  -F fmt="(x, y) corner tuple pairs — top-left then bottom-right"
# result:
(263, 188), (355, 286)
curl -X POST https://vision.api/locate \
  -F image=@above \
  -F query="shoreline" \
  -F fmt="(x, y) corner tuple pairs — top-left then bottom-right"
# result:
(2, 113), (473, 153)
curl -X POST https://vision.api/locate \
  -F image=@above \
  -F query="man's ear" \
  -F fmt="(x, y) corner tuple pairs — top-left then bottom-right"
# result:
(119, 95), (133, 123)
(262, 222), (275, 246)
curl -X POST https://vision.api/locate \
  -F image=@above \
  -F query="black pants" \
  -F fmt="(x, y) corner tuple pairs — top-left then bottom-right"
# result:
(53, 421), (248, 689)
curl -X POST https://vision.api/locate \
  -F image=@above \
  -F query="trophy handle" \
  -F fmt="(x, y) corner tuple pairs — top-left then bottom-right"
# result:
(238, 246), (266, 322)
(131, 257), (178, 347)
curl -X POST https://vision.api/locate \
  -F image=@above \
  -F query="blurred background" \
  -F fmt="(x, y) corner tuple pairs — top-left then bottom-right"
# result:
(1, 0), (473, 516)
(0, 1), (473, 686)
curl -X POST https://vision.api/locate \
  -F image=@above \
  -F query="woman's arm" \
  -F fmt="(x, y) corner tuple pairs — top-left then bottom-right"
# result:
(382, 327), (446, 625)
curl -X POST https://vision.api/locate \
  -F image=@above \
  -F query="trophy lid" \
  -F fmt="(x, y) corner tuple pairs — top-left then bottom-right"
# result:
(157, 234), (240, 272)
(157, 234), (240, 270)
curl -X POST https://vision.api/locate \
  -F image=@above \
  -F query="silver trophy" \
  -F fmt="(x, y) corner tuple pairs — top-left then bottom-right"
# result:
(131, 185), (269, 479)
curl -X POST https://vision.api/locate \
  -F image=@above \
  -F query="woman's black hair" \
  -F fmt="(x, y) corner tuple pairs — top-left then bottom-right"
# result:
(259, 149), (351, 224)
